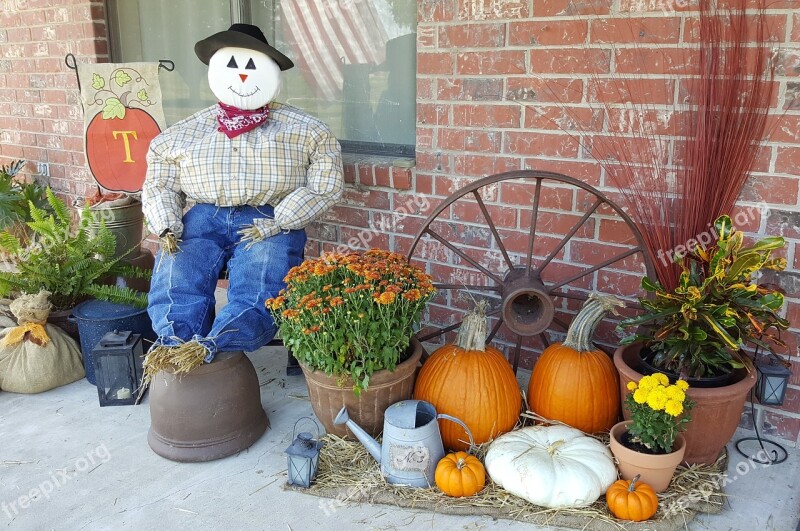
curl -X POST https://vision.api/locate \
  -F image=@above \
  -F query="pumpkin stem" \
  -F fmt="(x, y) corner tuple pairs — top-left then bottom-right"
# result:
(546, 440), (566, 455)
(562, 293), (624, 352)
(456, 457), (467, 470)
(629, 474), (641, 492)
(454, 300), (489, 352)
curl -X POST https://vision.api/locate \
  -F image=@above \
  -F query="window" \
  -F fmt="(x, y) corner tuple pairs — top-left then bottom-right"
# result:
(107, 0), (417, 156)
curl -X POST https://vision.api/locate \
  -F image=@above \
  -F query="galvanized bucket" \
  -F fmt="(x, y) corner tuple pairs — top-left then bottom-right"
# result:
(86, 201), (145, 259)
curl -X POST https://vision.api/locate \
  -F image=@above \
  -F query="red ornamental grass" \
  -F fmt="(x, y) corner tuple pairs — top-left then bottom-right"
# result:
(538, 0), (777, 290)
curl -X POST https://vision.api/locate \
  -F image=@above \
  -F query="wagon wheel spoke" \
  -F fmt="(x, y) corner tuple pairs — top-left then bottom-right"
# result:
(539, 198), (603, 272)
(549, 248), (640, 291)
(511, 335), (523, 373)
(552, 316), (570, 331)
(472, 190), (515, 271)
(550, 290), (590, 302)
(417, 306), (501, 343)
(539, 332), (550, 349)
(424, 228), (504, 285)
(486, 317), (503, 343)
(525, 178), (543, 274)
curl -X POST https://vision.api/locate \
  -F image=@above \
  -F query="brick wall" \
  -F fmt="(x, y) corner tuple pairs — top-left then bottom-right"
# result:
(1, 0), (799, 446)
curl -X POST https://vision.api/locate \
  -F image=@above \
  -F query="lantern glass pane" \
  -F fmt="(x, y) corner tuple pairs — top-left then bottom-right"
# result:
(97, 355), (134, 401)
(288, 457), (311, 487)
(762, 376), (787, 405)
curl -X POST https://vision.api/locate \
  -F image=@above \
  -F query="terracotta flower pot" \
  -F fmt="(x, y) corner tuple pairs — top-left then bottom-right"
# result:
(609, 420), (686, 493)
(614, 344), (756, 465)
(301, 337), (423, 438)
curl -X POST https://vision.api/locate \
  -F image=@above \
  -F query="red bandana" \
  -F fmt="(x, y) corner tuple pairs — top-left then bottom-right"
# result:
(216, 102), (270, 139)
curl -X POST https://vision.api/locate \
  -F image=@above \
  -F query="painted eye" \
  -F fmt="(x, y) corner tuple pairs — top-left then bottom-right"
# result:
(227, 56), (238, 68)
(245, 58), (256, 70)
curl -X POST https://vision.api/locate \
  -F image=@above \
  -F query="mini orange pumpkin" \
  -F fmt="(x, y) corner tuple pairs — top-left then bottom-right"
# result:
(606, 474), (658, 521)
(435, 451), (486, 497)
(527, 293), (622, 434)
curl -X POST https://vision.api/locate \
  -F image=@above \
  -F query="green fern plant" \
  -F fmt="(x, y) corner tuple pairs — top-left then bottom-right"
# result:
(0, 159), (52, 232)
(0, 189), (150, 310)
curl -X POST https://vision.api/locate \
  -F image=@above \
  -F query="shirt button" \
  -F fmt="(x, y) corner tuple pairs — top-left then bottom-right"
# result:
(233, 147), (238, 152)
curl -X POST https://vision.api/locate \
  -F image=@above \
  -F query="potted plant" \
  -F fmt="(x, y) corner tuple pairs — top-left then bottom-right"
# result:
(267, 249), (435, 437)
(609, 374), (694, 493)
(615, 215), (790, 464)
(0, 188), (150, 314)
(0, 159), (52, 236)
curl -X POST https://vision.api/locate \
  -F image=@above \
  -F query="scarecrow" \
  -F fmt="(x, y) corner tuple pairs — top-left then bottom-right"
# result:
(141, 24), (344, 379)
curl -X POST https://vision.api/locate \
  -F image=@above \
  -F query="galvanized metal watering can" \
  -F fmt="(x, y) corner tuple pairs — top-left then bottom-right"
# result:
(334, 399), (473, 488)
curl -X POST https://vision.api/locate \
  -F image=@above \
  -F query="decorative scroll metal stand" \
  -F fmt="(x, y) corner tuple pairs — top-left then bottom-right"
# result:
(64, 53), (175, 91)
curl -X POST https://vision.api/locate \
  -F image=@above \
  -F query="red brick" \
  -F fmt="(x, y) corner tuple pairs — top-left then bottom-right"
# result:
(537, 259), (594, 290)
(453, 154), (520, 177)
(591, 17), (680, 44)
(530, 48), (610, 74)
(417, 127), (435, 150)
(506, 77), (583, 104)
(522, 159), (602, 187)
(340, 226), (390, 252)
(587, 135), (670, 166)
(588, 78), (675, 106)
(417, 78), (434, 100)
(416, 152), (451, 174)
(453, 104), (520, 128)
(775, 147), (800, 175)
(343, 188), (390, 210)
(740, 175), (800, 206)
(614, 48), (694, 75)
(418, 52), (453, 75)
(417, 103), (450, 126)
(458, 0), (530, 20)
(508, 20), (588, 46)
(324, 206), (370, 228)
(420, 1), (457, 22)
(416, 173), (433, 195)
(505, 131), (580, 158)
(534, 0), (612, 16)
(418, 25), (436, 49)
(500, 181), (574, 210)
(794, 13), (800, 42)
(438, 129), (501, 153)
(618, 0), (696, 12)
(767, 114), (800, 144)
(456, 50), (526, 75)
(391, 167), (413, 190)
(598, 219), (641, 246)
(437, 78), (504, 101)
(19, 9), (47, 26)
(439, 23), (506, 48)
(356, 164), (374, 186)
(452, 200), (517, 229)
(535, 211), (596, 239)
(373, 165), (390, 187)
(524, 106), (603, 133)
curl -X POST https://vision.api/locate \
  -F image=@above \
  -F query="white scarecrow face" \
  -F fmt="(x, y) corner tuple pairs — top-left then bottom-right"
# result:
(208, 46), (281, 109)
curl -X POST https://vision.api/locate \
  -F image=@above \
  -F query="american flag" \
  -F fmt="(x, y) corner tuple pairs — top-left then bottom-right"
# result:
(280, 0), (389, 101)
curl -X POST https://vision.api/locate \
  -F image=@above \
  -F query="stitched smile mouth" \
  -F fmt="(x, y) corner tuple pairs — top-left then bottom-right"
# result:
(228, 86), (261, 98)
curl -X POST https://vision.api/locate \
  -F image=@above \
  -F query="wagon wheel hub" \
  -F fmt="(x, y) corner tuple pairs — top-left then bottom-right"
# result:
(501, 268), (554, 336)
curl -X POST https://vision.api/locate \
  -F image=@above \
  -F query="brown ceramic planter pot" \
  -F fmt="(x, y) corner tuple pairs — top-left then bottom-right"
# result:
(609, 420), (686, 493)
(614, 344), (756, 465)
(148, 351), (269, 462)
(301, 337), (423, 438)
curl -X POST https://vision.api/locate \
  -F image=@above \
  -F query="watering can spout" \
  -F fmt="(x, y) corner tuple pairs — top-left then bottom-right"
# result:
(334, 406), (382, 463)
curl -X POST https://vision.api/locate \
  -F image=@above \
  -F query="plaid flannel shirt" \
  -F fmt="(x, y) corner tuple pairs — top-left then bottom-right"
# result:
(142, 102), (344, 239)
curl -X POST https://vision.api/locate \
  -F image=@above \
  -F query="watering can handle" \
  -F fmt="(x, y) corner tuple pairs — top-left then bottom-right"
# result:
(437, 414), (476, 450)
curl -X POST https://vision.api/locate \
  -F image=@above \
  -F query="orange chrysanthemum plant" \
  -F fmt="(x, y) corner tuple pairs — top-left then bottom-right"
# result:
(266, 249), (435, 394)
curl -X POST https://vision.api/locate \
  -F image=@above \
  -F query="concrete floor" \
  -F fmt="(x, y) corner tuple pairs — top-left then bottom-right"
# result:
(1, 344), (798, 530)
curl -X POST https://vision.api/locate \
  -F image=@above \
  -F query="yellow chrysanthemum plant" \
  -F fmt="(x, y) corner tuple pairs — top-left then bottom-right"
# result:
(266, 249), (435, 394)
(624, 374), (695, 454)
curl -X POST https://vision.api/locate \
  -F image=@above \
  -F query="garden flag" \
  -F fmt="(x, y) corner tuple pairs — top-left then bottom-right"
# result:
(78, 62), (166, 193)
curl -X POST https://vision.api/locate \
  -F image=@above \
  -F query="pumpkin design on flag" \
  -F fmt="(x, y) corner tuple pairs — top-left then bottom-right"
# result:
(83, 67), (164, 193)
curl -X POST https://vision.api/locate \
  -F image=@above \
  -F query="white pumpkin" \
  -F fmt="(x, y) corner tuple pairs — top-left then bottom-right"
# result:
(484, 425), (617, 508)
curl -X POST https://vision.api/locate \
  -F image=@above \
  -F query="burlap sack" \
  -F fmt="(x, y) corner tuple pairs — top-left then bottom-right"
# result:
(0, 292), (84, 393)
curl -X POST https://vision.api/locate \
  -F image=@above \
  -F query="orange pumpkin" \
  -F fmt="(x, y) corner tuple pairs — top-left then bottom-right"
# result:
(527, 293), (621, 434)
(414, 302), (522, 451)
(435, 451), (486, 497)
(606, 474), (658, 521)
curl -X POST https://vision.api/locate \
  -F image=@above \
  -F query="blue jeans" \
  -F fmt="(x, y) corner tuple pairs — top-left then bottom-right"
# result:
(147, 203), (306, 359)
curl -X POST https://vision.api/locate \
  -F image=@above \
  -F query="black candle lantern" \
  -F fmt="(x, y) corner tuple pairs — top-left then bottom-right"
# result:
(92, 330), (144, 407)
(756, 360), (792, 406)
(285, 418), (323, 488)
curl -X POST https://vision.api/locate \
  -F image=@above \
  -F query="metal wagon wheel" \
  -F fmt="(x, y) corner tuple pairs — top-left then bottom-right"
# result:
(407, 170), (656, 373)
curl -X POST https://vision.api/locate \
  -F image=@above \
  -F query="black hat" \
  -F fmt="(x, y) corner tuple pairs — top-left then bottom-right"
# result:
(195, 23), (294, 71)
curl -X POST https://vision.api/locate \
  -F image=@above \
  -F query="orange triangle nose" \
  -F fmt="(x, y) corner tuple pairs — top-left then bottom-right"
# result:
(239, 73), (248, 82)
